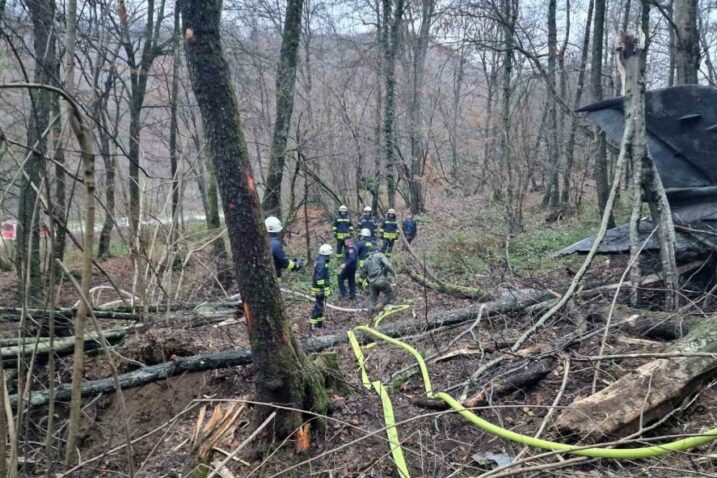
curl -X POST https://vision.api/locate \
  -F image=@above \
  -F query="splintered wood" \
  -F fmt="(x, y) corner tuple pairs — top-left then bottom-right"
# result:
(557, 314), (717, 440)
(191, 403), (247, 463)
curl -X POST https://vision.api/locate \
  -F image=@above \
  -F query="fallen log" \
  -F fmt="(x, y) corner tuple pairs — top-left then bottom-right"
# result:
(14, 289), (552, 407)
(590, 304), (693, 341)
(405, 267), (491, 300)
(0, 307), (141, 322)
(413, 357), (557, 411)
(556, 313), (717, 440)
(1, 327), (130, 364)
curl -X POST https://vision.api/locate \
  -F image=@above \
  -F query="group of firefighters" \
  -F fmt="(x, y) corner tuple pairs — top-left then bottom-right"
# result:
(265, 206), (418, 330)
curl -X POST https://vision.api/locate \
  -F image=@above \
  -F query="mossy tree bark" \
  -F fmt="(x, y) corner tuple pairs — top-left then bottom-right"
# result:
(262, 0), (305, 219)
(381, 0), (404, 209)
(178, 0), (328, 436)
(21, 0), (59, 306)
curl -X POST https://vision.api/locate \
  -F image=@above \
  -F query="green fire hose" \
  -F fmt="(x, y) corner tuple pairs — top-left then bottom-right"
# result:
(348, 312), (717, 477)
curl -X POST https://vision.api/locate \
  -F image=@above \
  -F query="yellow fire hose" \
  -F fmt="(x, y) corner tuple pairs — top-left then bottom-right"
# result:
(347, 310), (717, 477)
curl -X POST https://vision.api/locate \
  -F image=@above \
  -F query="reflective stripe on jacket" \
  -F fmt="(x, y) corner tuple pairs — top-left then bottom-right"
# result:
(380, 219), (399, 239)
(332, 215), (354, 238)
(312, 255), (332, 294)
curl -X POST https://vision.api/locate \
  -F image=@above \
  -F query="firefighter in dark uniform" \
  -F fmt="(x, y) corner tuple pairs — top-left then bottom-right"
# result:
(310, 244), (334, 330)
(357, 206), (377, 241)
(356, 228), (374, 289)
(338, 238), (358, 300)
(265, 216), (303, 277)
(380, 208), (400, 257)
(332, 205), (354, 258)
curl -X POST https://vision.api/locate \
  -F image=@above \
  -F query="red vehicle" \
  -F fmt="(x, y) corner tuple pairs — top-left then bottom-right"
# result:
(1, 221), (17, 240)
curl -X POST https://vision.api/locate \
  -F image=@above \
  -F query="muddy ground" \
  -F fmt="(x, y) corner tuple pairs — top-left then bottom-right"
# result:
(3, 195), (717, 477)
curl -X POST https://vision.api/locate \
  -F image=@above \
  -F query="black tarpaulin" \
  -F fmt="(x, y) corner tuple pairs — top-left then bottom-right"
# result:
(578, 85), (717, 222)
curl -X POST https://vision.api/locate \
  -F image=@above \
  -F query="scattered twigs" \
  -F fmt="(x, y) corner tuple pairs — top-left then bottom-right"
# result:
(14, 293), (547, 407)
(592, 226), (657, 393)
(510, 109), (631, 352)
(58, 402), (199, 477)
(57, 260), (135, 476)
(514, 358), (571, 461)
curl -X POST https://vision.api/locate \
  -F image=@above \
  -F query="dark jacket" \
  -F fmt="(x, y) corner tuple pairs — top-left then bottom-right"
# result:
(358, 216), (376, 238)
(312, 255), (332, 294)
(357, 239), (374, 260)
(269, 234), (292, 277)
(380, 217), (400, 239)
(332, 213), (354, 239)
(402, 218), (417, 238)
(343, 242), (358, 269)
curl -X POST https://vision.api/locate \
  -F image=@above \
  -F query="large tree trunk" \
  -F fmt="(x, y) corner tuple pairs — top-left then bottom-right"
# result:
(21, 0), (58, 306)
(382, 0), (404, 208)
(590, 0), (614, 228)
(94, 48), (118, 260)
(406, 0), (435, 214)
(262, 0), (305, 219)
(179, 0), (328, 436)
(674, 0), (699, 84)
(544, 0), (560, 210)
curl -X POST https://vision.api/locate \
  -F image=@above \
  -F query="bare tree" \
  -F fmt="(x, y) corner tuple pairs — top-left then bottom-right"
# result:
(382, 0), (405, 208)
(262, 0), (305, 219)
(591, 0), (614, 228)
(178, 0), (328, 436)
(405, 0), (436, 214)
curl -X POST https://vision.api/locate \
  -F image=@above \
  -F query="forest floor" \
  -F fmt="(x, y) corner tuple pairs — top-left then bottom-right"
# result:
(3, 189), (717, 477)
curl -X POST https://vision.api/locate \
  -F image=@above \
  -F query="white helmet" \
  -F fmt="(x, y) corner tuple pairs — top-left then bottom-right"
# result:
(319, 244), (333, 256)
(360, 228), (371, 238)
(339, 205), (348, 213)
(363, 206), (372, 213)
(265, 216), (283, 233)
(387, 208), (396, 215)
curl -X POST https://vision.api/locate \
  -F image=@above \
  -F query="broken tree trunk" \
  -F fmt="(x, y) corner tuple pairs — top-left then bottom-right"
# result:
(405, 267), (490, 300)
(413, 357), (557, 410)
(15, 290), (551, 407)
(556, 313), (717, 440)
(591, 304), (693, 341)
